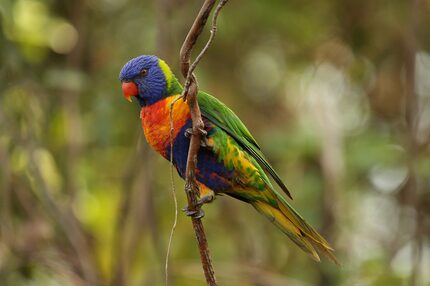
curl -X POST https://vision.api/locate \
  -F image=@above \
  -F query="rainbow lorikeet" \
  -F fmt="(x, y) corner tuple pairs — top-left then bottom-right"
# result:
(119, 55), (338, 264)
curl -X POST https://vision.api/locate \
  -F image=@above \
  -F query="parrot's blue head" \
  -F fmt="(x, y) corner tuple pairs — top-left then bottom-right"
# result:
(119, 55), (173, 106)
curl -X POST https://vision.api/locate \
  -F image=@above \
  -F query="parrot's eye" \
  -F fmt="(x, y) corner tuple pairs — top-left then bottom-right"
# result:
(139, 69), (148, 78)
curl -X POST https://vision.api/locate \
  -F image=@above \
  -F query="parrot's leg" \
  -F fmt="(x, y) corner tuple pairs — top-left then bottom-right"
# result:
(184, 128), (209, 148)
(181, 184), (215, 218)
(197, 184), (215, 205)
(197, 194), (215, 205)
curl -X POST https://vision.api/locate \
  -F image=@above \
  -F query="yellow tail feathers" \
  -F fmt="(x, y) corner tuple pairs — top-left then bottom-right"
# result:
(253, 196), (340, 265)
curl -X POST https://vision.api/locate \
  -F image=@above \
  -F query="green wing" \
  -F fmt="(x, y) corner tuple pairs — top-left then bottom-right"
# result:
(198, 91), (293, 200)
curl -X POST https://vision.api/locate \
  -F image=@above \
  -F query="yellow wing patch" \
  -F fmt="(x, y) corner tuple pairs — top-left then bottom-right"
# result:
(208, 134), (267, 190)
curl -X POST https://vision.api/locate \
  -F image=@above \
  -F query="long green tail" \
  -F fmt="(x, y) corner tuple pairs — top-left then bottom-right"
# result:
(252, 190), (340, 265)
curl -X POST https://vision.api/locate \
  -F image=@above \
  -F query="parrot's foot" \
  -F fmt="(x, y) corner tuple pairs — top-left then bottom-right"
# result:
(184, 128), (209, 148)
(182, 206), (205, 219)
(197, 193), (215, 205)
(181, 187), (214, 219)
(181, 193), (214, 219)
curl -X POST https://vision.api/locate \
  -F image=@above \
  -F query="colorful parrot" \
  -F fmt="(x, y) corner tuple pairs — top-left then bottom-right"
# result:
(119, 55), (338, 264)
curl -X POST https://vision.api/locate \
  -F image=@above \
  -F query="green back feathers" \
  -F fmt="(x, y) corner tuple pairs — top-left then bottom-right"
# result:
(198, 91), (293, 199)
(197, 91), (260, 148)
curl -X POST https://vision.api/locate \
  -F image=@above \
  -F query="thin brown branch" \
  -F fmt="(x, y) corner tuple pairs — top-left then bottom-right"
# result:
(177, 0), (229, 285)
(181, 0), (229, 99)
(179, 0), (216, 78)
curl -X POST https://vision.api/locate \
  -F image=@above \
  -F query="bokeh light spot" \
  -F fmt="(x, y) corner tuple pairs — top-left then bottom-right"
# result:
(49, 22), (78, 54)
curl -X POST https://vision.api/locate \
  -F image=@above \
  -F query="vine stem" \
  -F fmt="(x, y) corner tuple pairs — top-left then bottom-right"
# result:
(165, 95), (183, 286)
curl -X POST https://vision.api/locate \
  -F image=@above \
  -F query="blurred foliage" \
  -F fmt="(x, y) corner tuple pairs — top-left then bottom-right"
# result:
(1, 0), (430, 285)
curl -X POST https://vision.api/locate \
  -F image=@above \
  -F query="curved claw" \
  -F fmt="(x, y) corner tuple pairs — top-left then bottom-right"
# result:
(181, 206), (205, 219)
(184, 128), (209, 148)
(184, 127), (207, 137)
(198, 128), (207, 137)
(184, 128), (192, 138)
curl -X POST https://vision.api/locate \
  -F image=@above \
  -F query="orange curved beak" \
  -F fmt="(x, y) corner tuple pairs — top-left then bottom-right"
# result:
(122, 81), (138, 102)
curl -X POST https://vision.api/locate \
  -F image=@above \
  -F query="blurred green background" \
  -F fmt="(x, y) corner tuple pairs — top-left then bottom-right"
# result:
(1, 0), (430, 285)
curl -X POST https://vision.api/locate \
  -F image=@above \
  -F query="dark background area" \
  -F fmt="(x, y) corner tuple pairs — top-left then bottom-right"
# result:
(1, 0), (430, 285)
